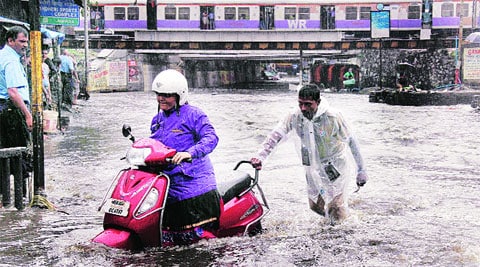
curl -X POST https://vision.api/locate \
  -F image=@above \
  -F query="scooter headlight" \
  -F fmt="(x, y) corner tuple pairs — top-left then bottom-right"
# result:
(136, 188), (159, 217)
(126, 147), (151, 166)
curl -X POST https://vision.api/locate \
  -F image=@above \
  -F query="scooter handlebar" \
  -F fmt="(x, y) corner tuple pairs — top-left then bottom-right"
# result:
(233, 160), (252, 170)
(165, 157), (193, 164)
(233, 160), (259, 185)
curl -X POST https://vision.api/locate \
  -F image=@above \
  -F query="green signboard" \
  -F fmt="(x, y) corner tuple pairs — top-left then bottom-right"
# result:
(40, 0), (80, 26)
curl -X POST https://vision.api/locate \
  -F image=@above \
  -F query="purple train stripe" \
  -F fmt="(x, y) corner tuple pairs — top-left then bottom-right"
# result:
(214, 20), (259, 29)
(274, 20), (321, 29)
(335, 20), (370, 29)
(105, 20), (147, 28)
(432, 17), (460, 27)
(336, 19), (421, 29)
(157, 20), (200, 28)
(390, 19), (422, 28)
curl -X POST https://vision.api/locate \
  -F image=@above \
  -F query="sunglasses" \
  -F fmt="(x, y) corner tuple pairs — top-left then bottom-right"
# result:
(156, 93), (176, 98)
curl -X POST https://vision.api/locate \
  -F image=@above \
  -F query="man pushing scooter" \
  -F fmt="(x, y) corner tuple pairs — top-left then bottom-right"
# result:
(251, 84), (368, 225)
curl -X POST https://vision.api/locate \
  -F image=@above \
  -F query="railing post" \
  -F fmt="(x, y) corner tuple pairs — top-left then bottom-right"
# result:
(0, 147), (27, 210)
(12, 155), (24, 210)
(0, 157), (11, 207)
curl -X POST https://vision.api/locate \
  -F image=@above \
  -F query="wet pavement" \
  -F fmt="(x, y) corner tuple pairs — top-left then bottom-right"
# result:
(1, 90), (479, 266)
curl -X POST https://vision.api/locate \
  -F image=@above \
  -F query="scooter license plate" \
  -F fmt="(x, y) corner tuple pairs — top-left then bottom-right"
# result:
(103, 198), (130, 217)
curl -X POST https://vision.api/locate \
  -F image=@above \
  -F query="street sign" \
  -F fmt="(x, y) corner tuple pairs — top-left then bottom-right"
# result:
(40, 0), (80, 26)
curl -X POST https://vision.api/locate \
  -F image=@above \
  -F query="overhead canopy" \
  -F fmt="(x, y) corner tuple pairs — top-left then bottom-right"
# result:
(1, 16), (65, 45)
(465, 32), (480, 44)
(40, 27), (65, 45)
(0, 16), (29, 28)
(396, 62), (416, 72)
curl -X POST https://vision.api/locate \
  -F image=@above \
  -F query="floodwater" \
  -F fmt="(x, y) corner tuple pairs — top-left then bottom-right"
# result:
(1, 89), (479, 266)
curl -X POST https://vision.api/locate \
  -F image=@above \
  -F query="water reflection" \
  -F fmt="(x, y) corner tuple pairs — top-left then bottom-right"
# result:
(1, 90), (479, 266)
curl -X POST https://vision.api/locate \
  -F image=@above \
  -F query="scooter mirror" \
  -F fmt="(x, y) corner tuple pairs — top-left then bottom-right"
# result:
(122, 124), (132, 137)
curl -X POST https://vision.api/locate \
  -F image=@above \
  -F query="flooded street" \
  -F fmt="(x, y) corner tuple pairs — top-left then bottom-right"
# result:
(1, 89), (480, 266)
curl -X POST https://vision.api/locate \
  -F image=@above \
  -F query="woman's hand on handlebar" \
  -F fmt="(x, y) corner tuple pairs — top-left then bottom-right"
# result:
(172, 152), (192, 164)
(250, 157), (262, 170)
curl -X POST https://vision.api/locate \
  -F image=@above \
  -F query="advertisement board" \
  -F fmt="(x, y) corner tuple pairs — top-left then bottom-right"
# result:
(463, 47), (480, 82)
(371, 11), (390, 39)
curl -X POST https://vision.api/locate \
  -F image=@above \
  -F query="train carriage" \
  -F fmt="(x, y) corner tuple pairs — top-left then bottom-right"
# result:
(99, 1), (147, 30)
(213, 5), (260, 29)
(84, 0), (478, 39)
(431, 0), (472, 29)
(157, 4), (199, 29)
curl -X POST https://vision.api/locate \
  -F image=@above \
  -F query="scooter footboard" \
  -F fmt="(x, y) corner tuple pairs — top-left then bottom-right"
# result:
(92, 228), (141, 250)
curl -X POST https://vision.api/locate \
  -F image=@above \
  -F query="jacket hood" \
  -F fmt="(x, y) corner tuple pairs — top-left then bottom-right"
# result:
(312, 96), (329, 119)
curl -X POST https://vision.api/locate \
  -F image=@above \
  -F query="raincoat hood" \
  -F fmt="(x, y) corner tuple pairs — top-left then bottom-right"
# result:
(311, 96), (329, 120)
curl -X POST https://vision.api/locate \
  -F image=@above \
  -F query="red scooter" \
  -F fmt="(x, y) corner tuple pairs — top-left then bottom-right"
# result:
(92, 125), (269, 250)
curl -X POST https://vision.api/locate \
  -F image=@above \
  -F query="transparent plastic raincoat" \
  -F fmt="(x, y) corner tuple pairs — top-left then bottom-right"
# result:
(256, 97), (366, 214)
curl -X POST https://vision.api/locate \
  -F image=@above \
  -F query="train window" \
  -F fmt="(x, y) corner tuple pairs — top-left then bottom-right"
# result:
(225, 7), (236, 20)
(179, 7), (190, 20)
(165, 7), (176, 20)
(285, 7), (296, 20)
(298, 7), (310, 20)
(345, 6), (358, 20)
(360, 7), (371, 20)
(114, 7), (126, 20)
(127, 7), (139, 20)
(407, 5), (420, 19)
(456, 3), (468, 17)
(441, 3), (454, 17)
(238, 7), (250, 20)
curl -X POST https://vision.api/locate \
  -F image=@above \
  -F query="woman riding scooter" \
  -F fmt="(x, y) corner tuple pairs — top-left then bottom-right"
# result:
(149, 69), (220, 244)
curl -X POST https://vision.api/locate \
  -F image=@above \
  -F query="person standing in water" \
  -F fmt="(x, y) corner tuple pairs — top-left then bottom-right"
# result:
(251, 84), (368, 225)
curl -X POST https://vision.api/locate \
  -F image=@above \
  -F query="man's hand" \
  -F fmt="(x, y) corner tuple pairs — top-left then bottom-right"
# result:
(25, 112), (33, 131)
(172, 152), (192, 164)
(356, 171), (368, 187)
(250, 157), (262, 170)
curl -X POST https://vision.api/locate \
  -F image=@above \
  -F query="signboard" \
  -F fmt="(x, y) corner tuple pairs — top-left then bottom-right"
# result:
(40, 0), (80, 26)
(108, 61), (127, 88)
(370, 11), (390, 39)
(463, 47), (480, 81)
(89, 61), (127, 91)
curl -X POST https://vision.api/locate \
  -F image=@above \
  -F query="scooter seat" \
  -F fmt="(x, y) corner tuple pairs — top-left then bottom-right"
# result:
(218, 172), (252, 203)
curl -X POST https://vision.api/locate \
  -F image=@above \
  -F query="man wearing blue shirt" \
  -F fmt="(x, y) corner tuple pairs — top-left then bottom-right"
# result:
(59, 48), (78, 109)
(0, 26), (32, 145)
(0, 26), (32, 181)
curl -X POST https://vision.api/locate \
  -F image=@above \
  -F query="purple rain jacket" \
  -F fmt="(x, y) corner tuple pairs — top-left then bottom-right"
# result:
(150, 104), (219, 204)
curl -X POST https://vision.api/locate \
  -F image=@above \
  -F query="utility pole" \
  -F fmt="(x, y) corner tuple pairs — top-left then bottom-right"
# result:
(456, 0), (464, 84)
(473, 0), (478, 30)
(28, 0), (46, 196)
(379, 39), (383, 91)
(299, 49), (303, 86)
(84, 0), (89, 93)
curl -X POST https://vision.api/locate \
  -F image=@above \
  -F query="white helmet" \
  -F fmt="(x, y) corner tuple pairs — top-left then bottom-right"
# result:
(151, 69), (188, 105)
